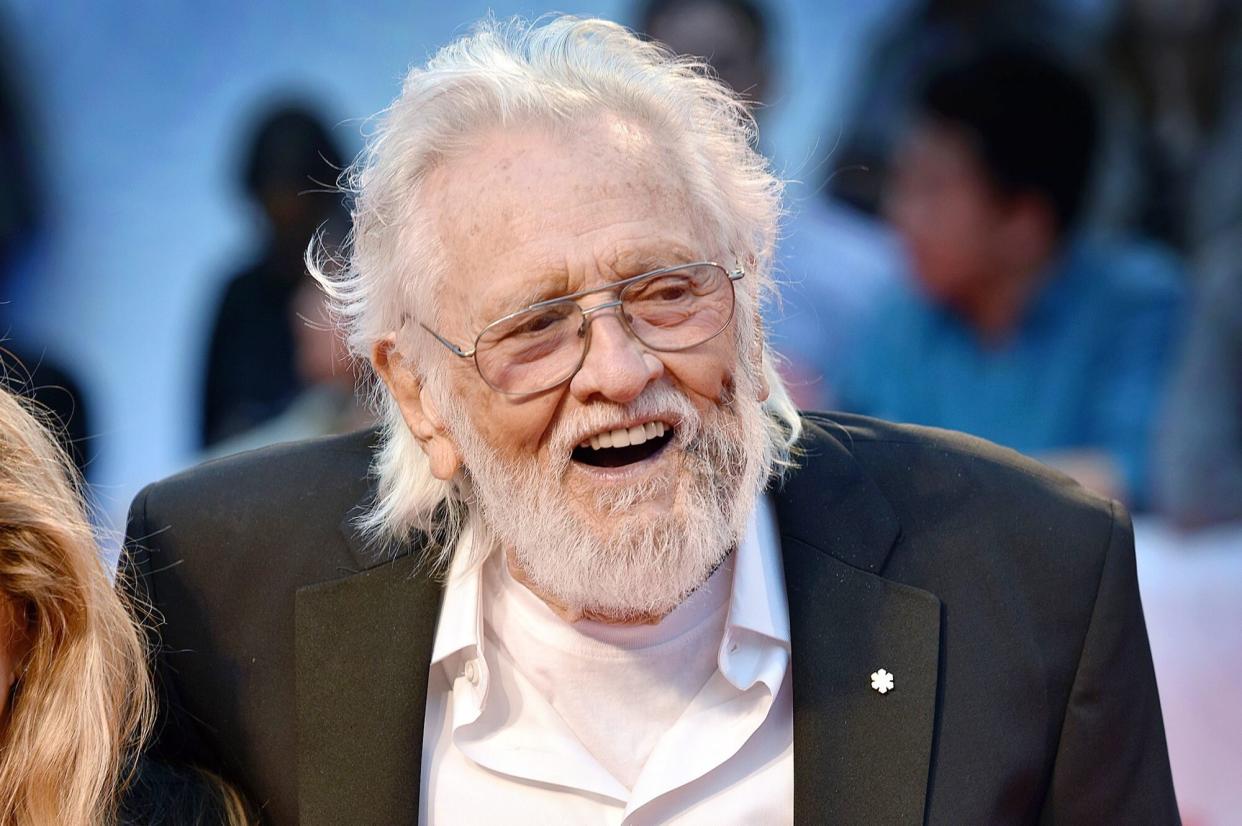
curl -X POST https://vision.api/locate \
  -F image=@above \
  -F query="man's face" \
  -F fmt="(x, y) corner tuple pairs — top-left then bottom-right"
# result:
(402, 117), (770, 620)
(885, 120), (1010, 307)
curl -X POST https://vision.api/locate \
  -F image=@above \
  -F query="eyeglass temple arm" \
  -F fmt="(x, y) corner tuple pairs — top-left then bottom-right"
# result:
(728, 268), (744, 282)
(418, 321), (476, 359)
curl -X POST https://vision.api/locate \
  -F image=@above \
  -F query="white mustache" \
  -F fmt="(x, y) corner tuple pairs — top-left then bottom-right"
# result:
(548, 385), (702, 474)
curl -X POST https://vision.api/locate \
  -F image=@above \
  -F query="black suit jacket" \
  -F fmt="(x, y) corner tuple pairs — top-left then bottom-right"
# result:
(124, 413), (1179, 824)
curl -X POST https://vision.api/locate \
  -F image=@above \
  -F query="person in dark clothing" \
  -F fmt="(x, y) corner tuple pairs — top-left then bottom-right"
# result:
(0, 347), (93, 479)
(201, 102), (348, 447)
(637, 0), (771, 114)
(0, 18), (94, 480)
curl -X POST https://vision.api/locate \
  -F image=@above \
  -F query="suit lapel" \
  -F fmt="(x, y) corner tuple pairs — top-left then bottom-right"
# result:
(294, 497), (444, 826)
(777, 418), (942, 824)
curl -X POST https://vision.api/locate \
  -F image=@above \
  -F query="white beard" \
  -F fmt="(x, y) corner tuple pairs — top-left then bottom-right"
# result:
(439, 373), (773, 621)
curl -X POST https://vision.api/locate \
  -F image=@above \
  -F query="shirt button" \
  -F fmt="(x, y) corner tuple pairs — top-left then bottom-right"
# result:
(463, 659), (481, 686)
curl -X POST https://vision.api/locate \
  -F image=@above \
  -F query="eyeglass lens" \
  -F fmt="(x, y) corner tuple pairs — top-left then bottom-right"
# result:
(474, 264), (734, 393)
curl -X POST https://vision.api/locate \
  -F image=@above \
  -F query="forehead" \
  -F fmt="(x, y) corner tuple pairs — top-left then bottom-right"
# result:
(424, 116), (712, 320)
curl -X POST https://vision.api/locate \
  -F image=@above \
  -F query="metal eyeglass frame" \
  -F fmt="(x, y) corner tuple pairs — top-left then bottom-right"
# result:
(418, 261), (745, 395)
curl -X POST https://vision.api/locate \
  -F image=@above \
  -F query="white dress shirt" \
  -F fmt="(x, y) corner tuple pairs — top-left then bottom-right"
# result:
(419, 497), (793, 825)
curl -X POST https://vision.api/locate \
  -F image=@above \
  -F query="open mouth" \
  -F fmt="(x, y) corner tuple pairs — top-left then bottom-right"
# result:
(571, 421), (674, 468)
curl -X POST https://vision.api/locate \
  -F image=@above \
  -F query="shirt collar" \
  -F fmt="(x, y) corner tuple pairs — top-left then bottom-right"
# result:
(718, 495), (790, 693)
(726, 494), (790, 645)
(430, 520), (485, 667)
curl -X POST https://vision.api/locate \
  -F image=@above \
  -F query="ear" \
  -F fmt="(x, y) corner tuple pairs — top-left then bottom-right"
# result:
(372, 336), (462, 481)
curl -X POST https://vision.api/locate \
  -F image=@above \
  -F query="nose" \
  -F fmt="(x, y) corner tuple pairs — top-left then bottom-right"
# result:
(568, 308), (664, 404)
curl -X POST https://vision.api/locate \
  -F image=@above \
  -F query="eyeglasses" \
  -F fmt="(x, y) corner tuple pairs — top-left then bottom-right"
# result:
(419, 261), (744, 395)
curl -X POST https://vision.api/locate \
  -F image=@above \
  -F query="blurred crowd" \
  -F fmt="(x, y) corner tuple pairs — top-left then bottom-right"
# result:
(649, 0), (1242, 526)
(2, 0), (1240, 530)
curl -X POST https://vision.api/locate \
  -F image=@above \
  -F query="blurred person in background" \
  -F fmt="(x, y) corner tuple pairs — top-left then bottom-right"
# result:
(1155, 237), (1242, 529)
(638, 0), (899, 410)
(638, 0), (771, 112)
(839, 47), (1185, 507)
(0, 18), (94, 480)
(1101, 0), (1242, 256)
(201, 101), (349, 448)
(1104, 0), (1242, 529)
(0, 386), (151, 824)
(203, 278), (372, 460)
(826, 0), (1084, 218)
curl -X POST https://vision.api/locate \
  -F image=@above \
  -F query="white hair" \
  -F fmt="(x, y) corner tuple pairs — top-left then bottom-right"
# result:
(310, 14), (802, 561)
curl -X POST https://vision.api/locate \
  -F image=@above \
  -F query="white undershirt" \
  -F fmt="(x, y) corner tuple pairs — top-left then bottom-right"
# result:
(419, 496), (794, 825)
(484, 544), (733, 790)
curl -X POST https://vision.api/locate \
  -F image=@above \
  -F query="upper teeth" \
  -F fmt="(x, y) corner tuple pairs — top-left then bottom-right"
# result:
(580, 421), (667, 450)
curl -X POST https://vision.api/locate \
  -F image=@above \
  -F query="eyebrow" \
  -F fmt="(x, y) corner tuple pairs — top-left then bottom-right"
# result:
(478, 282), (566, 325)
(478, 247), (704, 323)
(612, 246), (700, 276)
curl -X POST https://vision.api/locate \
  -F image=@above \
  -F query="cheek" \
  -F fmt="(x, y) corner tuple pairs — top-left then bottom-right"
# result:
(468, 389), (563, 459)
(661, 339), (740, 404)
(910, 196), (990, 286)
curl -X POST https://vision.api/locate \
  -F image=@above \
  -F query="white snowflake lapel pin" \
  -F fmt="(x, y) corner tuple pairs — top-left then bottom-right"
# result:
(870, 668), (894, 695)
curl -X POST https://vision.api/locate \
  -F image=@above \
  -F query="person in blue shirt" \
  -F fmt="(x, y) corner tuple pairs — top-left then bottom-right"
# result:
(840, 46), (1184, 507)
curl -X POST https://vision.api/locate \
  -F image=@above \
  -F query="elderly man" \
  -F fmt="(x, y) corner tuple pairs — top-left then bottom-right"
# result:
(126, 16), (1178, 826)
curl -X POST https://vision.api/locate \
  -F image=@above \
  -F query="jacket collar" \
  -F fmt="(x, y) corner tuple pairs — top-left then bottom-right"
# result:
(776, 415), (941, 824)
(294, 444), (445, 825)
(774, 413), (902, 573)
(296, 417), (941, 825)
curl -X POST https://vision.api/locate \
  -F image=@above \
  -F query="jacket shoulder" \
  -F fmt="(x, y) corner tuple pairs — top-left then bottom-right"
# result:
(800, 411), (1121, 544)
(127, 429), (380, 578)
(138, 428), (376, 519)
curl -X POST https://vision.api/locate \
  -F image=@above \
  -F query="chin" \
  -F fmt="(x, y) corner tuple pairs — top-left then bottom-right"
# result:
(564, 448), (691, 520)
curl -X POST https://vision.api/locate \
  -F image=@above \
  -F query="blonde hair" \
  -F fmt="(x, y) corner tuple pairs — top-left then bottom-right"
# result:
(310, 15), (802, 559)
(0, 385), (153, 825)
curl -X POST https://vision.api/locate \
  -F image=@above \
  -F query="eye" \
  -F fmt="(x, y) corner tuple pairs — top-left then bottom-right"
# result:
(511, 312), (560, 335)
(650, 283), (689, 301)
(499, 304), (578, 339)
(629, 274), (693, 302)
